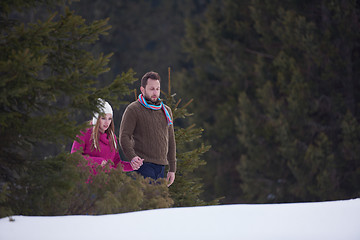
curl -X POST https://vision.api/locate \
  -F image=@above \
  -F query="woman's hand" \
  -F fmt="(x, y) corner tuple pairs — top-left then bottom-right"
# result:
(101, 160), (107, 167)
(130, 156), (144, 170)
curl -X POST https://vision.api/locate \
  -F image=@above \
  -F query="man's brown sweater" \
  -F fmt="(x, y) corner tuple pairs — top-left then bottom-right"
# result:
(119, 101), (176, 172)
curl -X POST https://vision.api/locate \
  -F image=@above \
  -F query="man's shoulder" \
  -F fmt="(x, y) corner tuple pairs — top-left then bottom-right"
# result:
(126, 100), (141, 109)
(124, 101), (143, 116)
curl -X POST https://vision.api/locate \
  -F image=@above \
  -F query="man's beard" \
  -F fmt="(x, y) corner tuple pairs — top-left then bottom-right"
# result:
(144, 92), (159, 104)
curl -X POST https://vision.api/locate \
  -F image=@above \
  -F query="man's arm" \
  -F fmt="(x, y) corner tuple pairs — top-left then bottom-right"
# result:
(166, 107), (176, 187)
(166, 107), (176, 172)
(167, 123), (176, 172)
(119, 106), (137, 161)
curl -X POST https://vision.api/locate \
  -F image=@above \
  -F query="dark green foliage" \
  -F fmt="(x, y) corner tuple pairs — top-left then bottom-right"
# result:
(177, 0), (255, 202)
(69, 0), (211, 89)
(162, 69), (218, 207)
(178, 0), (360, 203)
(7, 153), (173, 216)
(236, 0), (360, 203)
(0, 184), (13, 218)
(0, 1), (136, 182)
(0, 0), (62, 15)
(0, 0), (139, 216)
(1, 0), (214, 217)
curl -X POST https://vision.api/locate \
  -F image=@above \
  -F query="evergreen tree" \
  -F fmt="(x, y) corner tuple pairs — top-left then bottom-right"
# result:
(162, 68), (216, 207)
(10, 153), (173, 215)
(0, 0), (139, 216)
(236, 0), (360, 203)
(179, 0), (360, 203)
(69, 0), (212, 101)
(177, 0), (255, 202)
(0, 0), (215, 216)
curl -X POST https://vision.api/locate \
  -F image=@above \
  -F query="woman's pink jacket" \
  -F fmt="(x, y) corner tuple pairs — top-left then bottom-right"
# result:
(71, 127), (133, 175)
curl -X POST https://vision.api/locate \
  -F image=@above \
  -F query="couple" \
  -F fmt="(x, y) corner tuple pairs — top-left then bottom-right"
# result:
(71, 71), (176, 187)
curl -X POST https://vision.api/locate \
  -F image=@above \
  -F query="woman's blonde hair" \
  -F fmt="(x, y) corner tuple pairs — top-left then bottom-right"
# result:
(90, 113), (117, 151)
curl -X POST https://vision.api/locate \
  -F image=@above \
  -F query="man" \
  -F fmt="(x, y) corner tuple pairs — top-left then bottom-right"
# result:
(119, 71), (176, 187)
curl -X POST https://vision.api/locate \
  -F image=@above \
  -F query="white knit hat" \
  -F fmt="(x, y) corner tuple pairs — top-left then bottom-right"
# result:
(92, 99), (113, 125)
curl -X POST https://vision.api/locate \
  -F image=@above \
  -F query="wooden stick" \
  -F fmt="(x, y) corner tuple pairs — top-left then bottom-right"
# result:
(168, 67), (171, 94)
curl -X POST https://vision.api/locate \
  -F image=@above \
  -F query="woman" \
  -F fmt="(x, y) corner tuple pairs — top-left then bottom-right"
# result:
(71, 99), (142, 182)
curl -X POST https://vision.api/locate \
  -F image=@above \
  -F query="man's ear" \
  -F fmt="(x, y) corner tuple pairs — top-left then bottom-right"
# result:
(140, 86), (145, 95)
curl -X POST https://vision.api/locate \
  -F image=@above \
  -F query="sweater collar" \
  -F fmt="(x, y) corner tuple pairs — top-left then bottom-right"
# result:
(99, 131), (109, 144)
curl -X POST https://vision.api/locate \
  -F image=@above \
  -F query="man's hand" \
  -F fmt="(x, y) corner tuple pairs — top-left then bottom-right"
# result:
(167, 172), (175, 187)
(130, 156), (144, 170)
(101, 160), (107, 167)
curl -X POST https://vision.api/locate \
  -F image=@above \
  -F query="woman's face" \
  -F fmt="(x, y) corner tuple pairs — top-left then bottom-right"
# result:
(98, 113), (112, 133)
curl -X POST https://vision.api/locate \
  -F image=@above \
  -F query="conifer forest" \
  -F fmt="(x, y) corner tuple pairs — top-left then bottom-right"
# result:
(1, 0), (359, 216)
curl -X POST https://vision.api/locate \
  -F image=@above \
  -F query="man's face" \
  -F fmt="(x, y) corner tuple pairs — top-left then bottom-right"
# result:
(141, 78), (160, 103)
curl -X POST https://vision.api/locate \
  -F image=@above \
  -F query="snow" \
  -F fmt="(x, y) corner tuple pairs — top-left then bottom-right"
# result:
(1, 198), (360, 240)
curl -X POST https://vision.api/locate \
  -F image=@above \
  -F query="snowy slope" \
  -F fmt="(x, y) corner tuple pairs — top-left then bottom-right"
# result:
(1, 198), (359, 240)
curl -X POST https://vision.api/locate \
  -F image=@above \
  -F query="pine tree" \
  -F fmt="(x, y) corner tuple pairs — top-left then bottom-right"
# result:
(0, 0), (138, 216)
(339, 111), (360, 198)
(236, 0), (360, 202)
(163, 68), (216, 207)
(10, 153), (174, 215)
(69, 0), (205, 85)
(176, 0), (255, 203)
(179, 0), (360, 203)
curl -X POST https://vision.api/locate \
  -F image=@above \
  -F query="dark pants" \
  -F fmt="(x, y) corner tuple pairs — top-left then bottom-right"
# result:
(136, 162), (165, 180)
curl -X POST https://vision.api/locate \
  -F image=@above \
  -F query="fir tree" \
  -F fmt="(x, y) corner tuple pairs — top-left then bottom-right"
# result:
(0, 0), (138, 216)
(179, 0), (360, 203)
(236, 0), (360, 203)
(178, 0), (256, 202)
(162, 67), (216, 207)
(14, 153), (174, 215)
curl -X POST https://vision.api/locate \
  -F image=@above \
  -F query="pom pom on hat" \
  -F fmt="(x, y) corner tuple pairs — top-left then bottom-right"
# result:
(92, 99), (113, 125)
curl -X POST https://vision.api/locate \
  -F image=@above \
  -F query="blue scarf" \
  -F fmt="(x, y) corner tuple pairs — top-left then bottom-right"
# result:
(138, 94), (173, 125)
